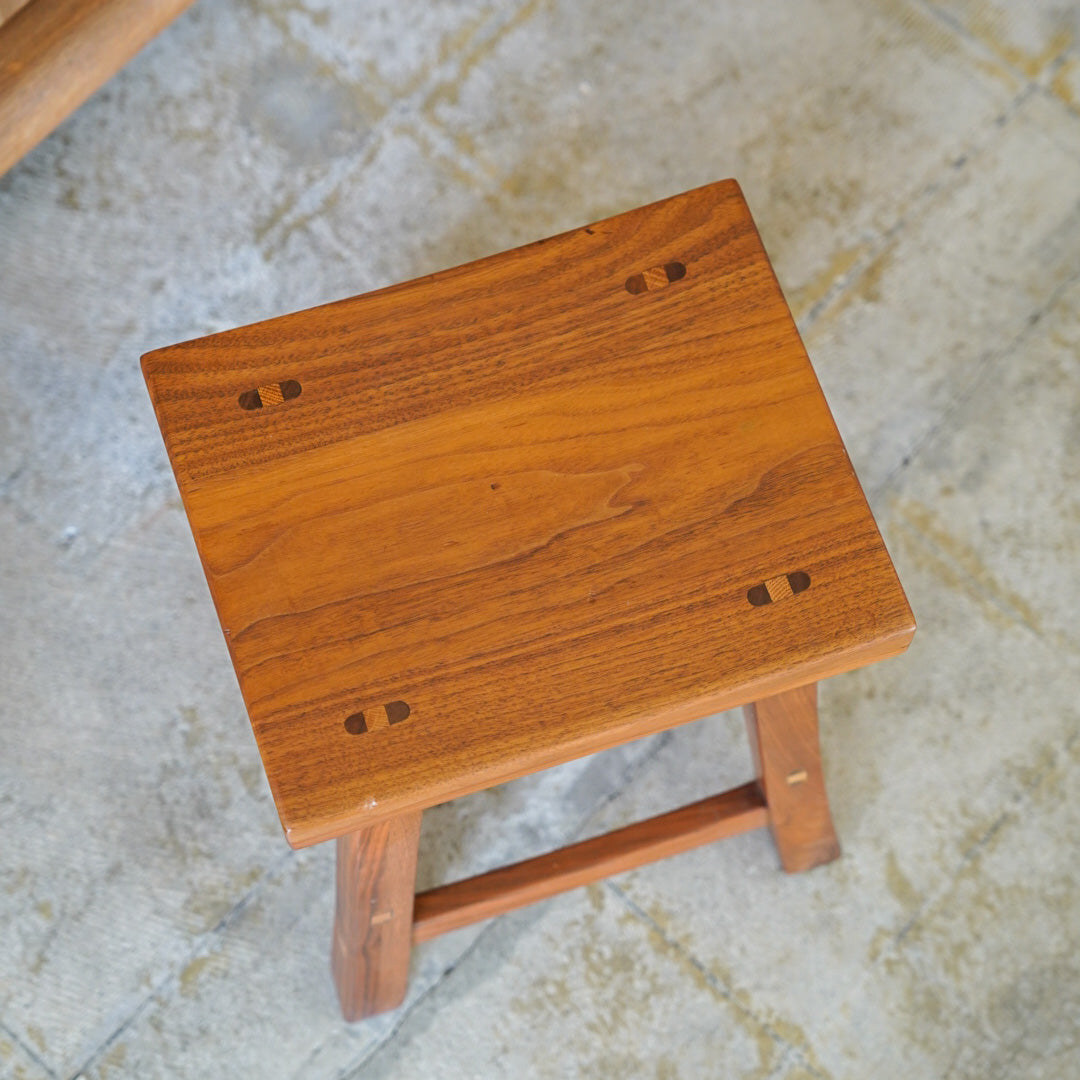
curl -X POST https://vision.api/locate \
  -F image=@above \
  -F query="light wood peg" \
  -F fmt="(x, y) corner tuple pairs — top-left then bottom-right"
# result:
(238, 379), (302, 410)
(766, 574), (795, 602)
(625, 260), (686, 294)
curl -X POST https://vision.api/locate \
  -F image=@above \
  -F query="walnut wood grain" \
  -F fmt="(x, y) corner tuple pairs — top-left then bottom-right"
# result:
(142, 179), (915, 848)
(332, 811), (422, 1020)
(743, 683), (840, 872)
(0, 0), (32, 29)
(0, 0), (196, 177)
(411, 782), (768, 943)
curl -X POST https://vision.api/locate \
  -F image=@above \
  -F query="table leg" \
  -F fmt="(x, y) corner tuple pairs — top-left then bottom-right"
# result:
(331, 811), (422, 1020)
(743, 683), (840, 873)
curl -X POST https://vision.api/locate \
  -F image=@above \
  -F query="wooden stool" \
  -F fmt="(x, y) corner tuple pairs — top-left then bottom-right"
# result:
(142, 180), (914, 1020)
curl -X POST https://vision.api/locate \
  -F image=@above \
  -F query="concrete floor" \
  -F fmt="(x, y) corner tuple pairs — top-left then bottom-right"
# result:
(2, 0), (1079, 1076)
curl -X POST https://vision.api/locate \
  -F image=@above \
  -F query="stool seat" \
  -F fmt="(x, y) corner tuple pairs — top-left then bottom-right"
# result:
(142, 179), (914, 852)
(144, 180), (915, 1019)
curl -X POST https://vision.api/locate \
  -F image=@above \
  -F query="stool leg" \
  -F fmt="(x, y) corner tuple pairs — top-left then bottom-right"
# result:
(331, 811), (422, 1020)
(743, 683), (840, 873)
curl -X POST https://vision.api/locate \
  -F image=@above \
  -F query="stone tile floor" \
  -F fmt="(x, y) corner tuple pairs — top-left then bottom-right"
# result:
(1, 0), (1079, 1076)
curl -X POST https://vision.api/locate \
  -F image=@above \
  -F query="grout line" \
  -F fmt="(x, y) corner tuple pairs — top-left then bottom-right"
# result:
(606, 882), (832, 1080)
(796, 0), (1054, 338)
(891, 514), (1062, 651)
(0, 1015), (59, 1080)
(566, 730), (677, 841)
(65, 846), (300, 1080)
(253, 0), (541, 266)
(911, 0), (1073, 96)
(911, 0), (1032, 83)
(1031, 51), (1080, 165)
(318, 731), (680, 1074)
(0, 462), (25, 497)
(889, 496), (1080, 662)
(909, 0), (1080, 145)
(252, 128), (387, 262)
(799, 80), (1035, 338)
(784, 0), (1041, 337)
(887, 726), (1080, 955)
(602, 725), (1079, 1080)
(871, 256), (1080, 506)
(53, 6), (542, 1073)
(874, 252), (1080, 665)
(330, 921), (500, 1080)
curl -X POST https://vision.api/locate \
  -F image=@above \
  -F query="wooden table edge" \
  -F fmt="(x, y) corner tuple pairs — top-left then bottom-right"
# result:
(280, 618), (915, 848)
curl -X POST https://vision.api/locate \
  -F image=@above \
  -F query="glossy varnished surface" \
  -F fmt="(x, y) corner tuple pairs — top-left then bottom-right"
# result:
(142, 180), (914, 847)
